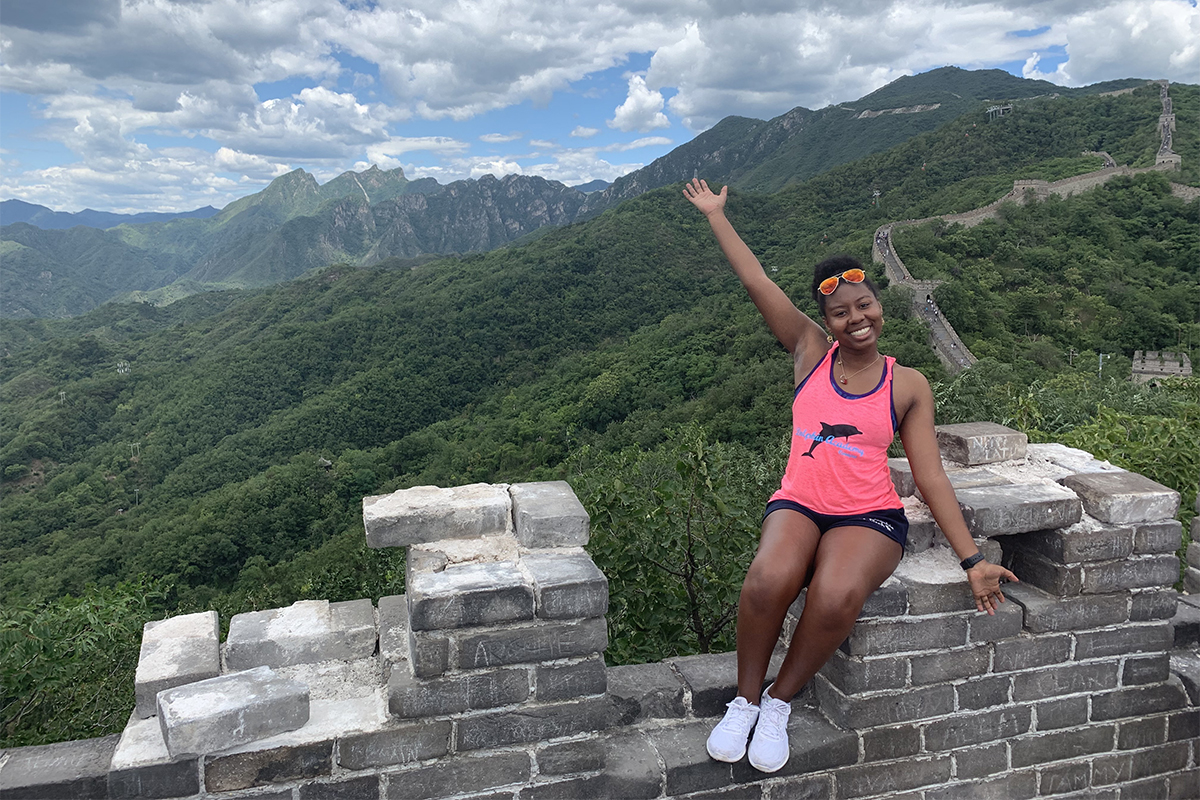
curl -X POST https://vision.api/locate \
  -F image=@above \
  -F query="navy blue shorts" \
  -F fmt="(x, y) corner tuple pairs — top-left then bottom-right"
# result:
(763, 499), (908, 549)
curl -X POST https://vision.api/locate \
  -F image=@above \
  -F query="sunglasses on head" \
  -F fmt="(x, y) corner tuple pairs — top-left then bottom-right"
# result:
(818, 268), (866, 296)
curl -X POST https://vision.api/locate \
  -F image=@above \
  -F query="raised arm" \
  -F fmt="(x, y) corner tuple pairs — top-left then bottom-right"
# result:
(683, 179), (824, 359)
(896, 367), (1018, 614)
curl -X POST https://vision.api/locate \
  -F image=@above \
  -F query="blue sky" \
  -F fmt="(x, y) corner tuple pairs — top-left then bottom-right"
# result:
(1, 0), (1196, 214)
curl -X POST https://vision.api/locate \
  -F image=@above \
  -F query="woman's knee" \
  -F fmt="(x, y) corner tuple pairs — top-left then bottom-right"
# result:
(741, 560), (804, 614)
(802, 584), (866, 632)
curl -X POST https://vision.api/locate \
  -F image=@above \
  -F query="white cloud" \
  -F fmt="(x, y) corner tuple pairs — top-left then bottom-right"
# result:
(609, 75), (671, 132)
(480, 132), (523, 143)
(570, 126), (600, 138)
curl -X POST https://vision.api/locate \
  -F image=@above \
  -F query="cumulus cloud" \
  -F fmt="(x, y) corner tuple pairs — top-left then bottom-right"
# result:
(3, 0), (1197, 211)
(609, 75), (671, 132)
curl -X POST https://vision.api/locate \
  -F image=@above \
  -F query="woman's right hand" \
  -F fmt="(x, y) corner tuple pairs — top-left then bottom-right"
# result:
(683, 178), (727, 217)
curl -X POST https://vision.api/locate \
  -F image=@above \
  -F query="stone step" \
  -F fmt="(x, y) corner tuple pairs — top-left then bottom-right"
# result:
(510, 480), (591, 547)
(1058, 471), (1180, 524)
(955, 482), (1081, 536)
(364, 482), (512, 548)
(935, 422), (1028, 465)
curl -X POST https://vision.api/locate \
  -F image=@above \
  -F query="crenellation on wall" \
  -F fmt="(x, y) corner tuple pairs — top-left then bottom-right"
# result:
(2, 442), (1196, 799)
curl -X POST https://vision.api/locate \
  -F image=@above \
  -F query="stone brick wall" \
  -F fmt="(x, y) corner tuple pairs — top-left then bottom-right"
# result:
(2, 425), (1196, 800)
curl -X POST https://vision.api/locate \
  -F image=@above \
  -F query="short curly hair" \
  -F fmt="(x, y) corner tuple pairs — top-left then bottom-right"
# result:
(810, 255), (880, 315)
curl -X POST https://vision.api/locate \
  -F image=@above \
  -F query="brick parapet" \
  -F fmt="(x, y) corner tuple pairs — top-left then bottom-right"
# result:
(2, 435), (1196, 799)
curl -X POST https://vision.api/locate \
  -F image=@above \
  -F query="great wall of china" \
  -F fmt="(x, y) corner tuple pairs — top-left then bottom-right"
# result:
(873, 80), (1194, 375)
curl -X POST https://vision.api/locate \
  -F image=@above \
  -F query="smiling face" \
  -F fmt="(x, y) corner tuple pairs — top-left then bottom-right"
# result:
(822, 282), (883, 350)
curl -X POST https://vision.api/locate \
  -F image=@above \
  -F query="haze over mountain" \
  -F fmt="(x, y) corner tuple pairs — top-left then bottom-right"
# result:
(0, 68), (1174, 319)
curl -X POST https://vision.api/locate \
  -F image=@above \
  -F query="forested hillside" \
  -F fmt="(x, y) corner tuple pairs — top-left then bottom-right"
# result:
(2, 81), (1197, 747)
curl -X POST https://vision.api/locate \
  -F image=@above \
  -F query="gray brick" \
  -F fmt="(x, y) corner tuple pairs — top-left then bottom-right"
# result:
(157, 666), (310, 759)
(605, 661), (686, 724)
(1167, 709), (1199, 742)
(910, 645), (988, 685)
(1034, 696), (1089, 730)
(300, 776), (379, 800)
(767, 775), (834, 800)
(952, 742), (1007, 779)
(994, 633), (1072, 672)
(1090, 681), (1189, 720)
(382, 752), (531, 800)
(1007, 525), (1133, 564)
(923, 706), (1031, 751)
(456, 617), (607, 669)
(1082, 555), (1181, 593)
(889, 458), (916, 497)
(1118, 716), (1168, 749)
(205, 742), (331, 793)
(891, 550), (974, 614)
(225, 599), (376, 670)
(1123, 653), (1172, 685)
(1173, 599), (1200, 648)
(107, 760), (200, 799)
(967, 599), (1024, 643)
(861, 724), (921, 762)
(686, 786), (763, 799)
(407, 560), (534, 631)
(815, 676), (954, 729)
(956, 675), (1011, 710)
(1135, 520), (1184, 554)
(1010, 725), (1115, 767)
(510, 481), (590, 547)
(1186, 566), (1200, 593)
(522, 552), (608, 620)
(955, 483), (1081, 536)
(932, 466), (1013, 499)
(1073, 622), (1172, 659)
(643, 722), (733, 796)
(134, 611), (221, 719)
(388, 666), (529, 718)
(363, 483), (512, 548)
(819, 650), (907, 695)
(1172, 653), (1200, 704)
(860, 577), (908, 617)
(378, 594), (408, 677)
(455, 697), (610, 751)
(536, 657), (607, 702)
(1059, 472), (1181, 524)
(1169, 768), (1200, 800)
(926, 771), (1038, 800)
(936, 421), (1027, 465)
(833, 755), (952, 798)
(841, 615), (968, 655)
(337, 720), (451, 770)
(1094, 741), (1190, 784)
(1004, 583), (1129, 632)
(407, 629), (449, 678)
(0, 736), (118, 800)
(1009, 548), (1082, 595)
(1132, 589), (1179, 621)
(1038, 761), (1091, 796)
(535, 739), (605, 776)
(1011, 661), (1119, 701)
(594, 731), (661, 799)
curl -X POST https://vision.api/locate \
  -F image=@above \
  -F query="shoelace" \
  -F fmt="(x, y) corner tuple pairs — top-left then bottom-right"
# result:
(756, 699), (790, 741)
(721, 700), (757, 735)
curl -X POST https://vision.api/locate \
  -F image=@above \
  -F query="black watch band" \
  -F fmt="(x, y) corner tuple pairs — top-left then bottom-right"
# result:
(960, 552), (985, 570)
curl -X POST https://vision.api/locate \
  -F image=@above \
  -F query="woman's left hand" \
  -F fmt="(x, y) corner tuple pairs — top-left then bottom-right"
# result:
(967, 561), (1019, 615)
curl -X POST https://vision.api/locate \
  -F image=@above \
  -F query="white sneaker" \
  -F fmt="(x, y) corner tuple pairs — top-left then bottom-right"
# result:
(748, 686), (792, 772)
(706, 696), (759, 762)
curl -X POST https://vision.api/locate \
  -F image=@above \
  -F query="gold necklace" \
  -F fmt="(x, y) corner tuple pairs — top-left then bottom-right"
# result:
(837, 353), (881, 385)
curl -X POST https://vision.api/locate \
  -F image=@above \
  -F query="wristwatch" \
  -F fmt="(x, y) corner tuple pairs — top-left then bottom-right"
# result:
(960, 552), (985, 570)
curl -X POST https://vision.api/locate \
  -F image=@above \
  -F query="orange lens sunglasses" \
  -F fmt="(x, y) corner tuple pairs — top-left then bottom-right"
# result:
(818, 268), (866, 295)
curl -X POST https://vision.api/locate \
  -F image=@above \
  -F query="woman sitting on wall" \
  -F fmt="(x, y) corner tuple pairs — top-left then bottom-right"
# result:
(682, 178), (1018, 773)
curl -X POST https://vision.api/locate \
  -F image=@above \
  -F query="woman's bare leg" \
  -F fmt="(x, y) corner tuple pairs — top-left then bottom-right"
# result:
(735, 510), (821, 703)
(768, 526), (902, 702)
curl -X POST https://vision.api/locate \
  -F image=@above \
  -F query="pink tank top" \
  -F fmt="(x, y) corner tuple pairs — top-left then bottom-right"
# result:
(770, 344), (902, 515)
